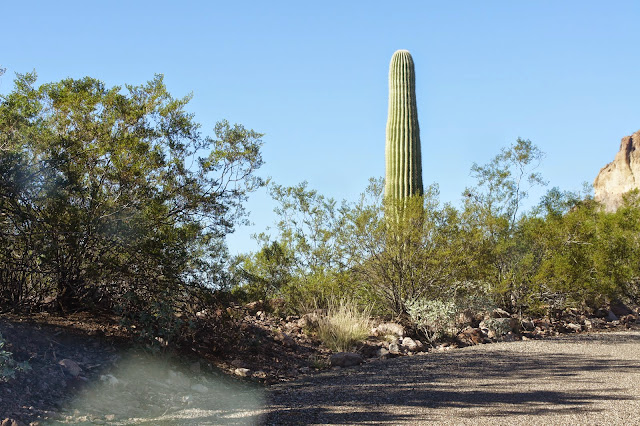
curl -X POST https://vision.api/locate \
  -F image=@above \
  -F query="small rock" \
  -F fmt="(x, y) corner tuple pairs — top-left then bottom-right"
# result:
(376, 347), (390, 359)
(584, 318), (602, 330)
(373, 322), (404, 338)
(234, 368), (251, 377)
(566, 323), (582, 332)
(274, 331), (296, 347)
(190, 384), (208, 393)
(252, 370), (267, 379)
(104, 415), (116, 422)
(501, 332), (520, 342)
(401, 337), (418, 351)
(329, 352), (364, 367)
(2, 419), (25, 426)
(388, 342), (400, 355)
(59, 359), (82, 377)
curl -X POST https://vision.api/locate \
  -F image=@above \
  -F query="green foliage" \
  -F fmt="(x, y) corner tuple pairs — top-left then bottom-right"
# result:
(0, 73), (264, 325)
(344, 179), (473, 316)
(239, 131), (640, 333)
(232, 181), (359, 312)
(462, 138), (547, 309)
(385, 50), (423, 201)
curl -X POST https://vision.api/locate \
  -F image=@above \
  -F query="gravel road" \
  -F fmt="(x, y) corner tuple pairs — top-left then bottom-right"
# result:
(261, 330), (640, 425)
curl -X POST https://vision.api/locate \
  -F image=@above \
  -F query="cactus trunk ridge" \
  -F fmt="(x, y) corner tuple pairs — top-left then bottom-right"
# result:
(385, 49), (423, 200)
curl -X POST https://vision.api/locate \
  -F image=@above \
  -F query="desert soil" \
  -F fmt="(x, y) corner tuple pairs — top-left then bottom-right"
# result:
(1, 313), (640, 425)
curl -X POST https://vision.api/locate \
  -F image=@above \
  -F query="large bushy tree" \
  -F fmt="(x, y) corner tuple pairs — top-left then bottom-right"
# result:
(0, 72), (264, 313)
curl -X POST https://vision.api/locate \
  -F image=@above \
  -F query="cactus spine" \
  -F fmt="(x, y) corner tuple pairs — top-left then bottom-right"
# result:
(385, 50), (423, 200)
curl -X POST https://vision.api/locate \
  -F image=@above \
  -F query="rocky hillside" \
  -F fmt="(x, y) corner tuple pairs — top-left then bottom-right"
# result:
(594, 130), (640, 211)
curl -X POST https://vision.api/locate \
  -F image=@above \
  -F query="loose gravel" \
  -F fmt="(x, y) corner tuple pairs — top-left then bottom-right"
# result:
(261, 330), (640, 425)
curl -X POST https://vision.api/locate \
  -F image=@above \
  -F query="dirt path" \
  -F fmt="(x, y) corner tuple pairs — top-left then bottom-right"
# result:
(262, 331), (640, 425)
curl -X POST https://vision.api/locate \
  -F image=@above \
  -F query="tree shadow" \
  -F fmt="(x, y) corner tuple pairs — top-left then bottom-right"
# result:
(0, 317), (265, 425)
(262, 332), (640, 424)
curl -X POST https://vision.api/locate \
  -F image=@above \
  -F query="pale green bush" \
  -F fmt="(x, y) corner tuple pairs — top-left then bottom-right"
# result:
(407, 298), (459, 342)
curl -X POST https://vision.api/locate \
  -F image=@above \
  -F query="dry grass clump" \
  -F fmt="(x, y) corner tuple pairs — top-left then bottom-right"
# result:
(315, 299), (373, 352)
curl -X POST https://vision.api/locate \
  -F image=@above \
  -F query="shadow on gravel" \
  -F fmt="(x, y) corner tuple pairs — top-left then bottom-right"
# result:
(263, 332), (640, 424)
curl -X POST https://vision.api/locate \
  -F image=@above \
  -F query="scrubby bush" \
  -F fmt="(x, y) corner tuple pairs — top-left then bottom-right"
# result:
(0, 73), (265, 344)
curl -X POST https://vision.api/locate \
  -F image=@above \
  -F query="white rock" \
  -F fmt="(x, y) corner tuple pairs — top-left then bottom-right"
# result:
(234, 368), (251, 377)
(567, 323), (582, 332)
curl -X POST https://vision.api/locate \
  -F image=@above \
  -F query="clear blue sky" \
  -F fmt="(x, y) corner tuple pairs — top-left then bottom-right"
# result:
(3, 1), (640, 254)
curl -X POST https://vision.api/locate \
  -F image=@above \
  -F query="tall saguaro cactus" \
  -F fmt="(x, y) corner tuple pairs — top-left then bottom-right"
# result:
(385, 50), (423, 201)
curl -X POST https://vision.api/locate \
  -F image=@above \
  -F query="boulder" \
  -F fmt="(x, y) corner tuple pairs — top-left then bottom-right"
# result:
(458, 327), (485, 345)
(58, 359), (82, 377)
(610, 301), (633, 317)
(594, 130), (640, 212)
(401, 336), (419, 351)
(388, 342), (401, 355)
(329, 352), (363, 367)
